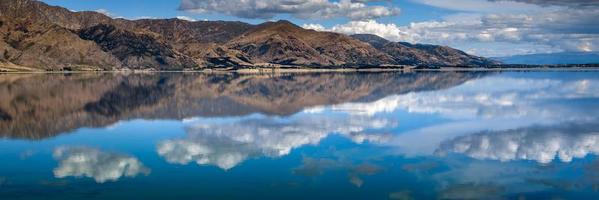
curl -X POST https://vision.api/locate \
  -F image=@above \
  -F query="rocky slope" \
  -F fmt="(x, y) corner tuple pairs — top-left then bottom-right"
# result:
(226, 21), (394, 67)
(78, 24), (197, 69)
(351, 34), (498, 67)
(0, 0), (497, 71)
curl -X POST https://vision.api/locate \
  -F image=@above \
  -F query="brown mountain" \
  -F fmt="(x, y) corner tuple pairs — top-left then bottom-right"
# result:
(225, 21), (394, 67)
(0, 0), (497, 71)
(351, 34), (499, 66)
(78, 24), (198, 69)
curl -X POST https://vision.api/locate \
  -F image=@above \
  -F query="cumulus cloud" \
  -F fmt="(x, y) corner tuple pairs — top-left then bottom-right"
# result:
(417, 1), (599, 55)
(435, 122), (599, 164)
(303, 20), (411, 43)
(305, 20), (408, 42)
(53, 147), (150, 183)
(174, 0), (597, 56)
(157, 114), (393, 170)
(176, 16), (197, 21)
(178, 0), (399, 20)
(320, 14), (597, 56)
(300, 0), (598, 56)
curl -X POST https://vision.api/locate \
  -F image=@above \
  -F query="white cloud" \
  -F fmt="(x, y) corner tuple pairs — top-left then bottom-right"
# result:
(133, 16), (159, 20)
(176, 16), (197, 22)
(490, 0), (599, 8)
(416, 0), (545, 13)
(302, 23), (326, 31)
(53, 147), (150, 183)
(157, 114), (393, 170)
(178, 0), (400, 20)
(300, 0), (598, 57)
(318, 20), (408, 42)
(411, 1), (599, 56)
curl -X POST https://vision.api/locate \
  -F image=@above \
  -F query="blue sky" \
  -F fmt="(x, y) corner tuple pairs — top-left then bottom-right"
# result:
(41, 0), (599, 57)
(41, 0), (455, 26)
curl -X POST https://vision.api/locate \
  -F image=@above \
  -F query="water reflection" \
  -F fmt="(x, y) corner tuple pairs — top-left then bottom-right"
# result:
(53, 147), (150, 183)
(436, 122), (599, 164)
(158, 114), (393, 170)
(293, 157), (384, 188)
(0, 72), (480, 139)
(352, 76), (599, 156)
(0, 71), (598, 199)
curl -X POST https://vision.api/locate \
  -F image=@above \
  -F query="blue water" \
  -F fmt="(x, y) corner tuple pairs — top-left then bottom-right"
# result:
(0, 71), (598, 199)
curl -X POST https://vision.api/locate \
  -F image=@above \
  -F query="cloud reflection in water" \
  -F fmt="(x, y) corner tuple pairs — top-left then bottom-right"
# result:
(158, 114), (394, 170)
(53, 147), (150, 183)
(329, 76), (599, 157)
(436, 122), (599, 164)
(158, 74), (599, 169)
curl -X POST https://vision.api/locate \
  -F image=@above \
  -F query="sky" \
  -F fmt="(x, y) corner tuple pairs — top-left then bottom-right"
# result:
(40, 0), (599, 57)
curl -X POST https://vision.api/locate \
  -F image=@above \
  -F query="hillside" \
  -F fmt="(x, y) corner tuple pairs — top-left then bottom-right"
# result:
(493, 52), (599, 65)
(351, 34), (498, 66)
(0, 0), (498, 71)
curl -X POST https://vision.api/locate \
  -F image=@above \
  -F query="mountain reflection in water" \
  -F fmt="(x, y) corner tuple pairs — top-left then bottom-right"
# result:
(0, 71), (598, 199)
(0, 72), (481, 139)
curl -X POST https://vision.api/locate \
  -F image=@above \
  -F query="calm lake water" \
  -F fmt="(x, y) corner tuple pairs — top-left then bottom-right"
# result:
(0, 71), (598, 199)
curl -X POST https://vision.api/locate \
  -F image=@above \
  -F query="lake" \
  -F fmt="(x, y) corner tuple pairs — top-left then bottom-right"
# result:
(0, 71), (598, 199)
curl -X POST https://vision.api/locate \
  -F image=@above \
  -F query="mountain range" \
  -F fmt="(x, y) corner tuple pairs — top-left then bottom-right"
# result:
(494, 52), (599, 65)
(0, 0), (498, 71)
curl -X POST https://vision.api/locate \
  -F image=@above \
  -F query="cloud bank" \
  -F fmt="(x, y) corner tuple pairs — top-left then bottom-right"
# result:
(178, 0), (399, 20)
(302, 0), (599, 56)
(490, 0), (599, 8)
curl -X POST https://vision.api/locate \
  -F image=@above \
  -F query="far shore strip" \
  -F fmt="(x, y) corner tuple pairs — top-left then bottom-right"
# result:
(2, 66), (599, 74)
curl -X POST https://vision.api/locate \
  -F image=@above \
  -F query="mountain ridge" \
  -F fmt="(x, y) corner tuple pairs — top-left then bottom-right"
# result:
(351, 34), (494, 67)
(493, 52), (599, 65)
(0, 0), (499, 71)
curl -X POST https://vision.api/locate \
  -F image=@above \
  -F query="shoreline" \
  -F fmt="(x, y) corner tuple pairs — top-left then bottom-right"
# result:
(2, 67), (599, 74)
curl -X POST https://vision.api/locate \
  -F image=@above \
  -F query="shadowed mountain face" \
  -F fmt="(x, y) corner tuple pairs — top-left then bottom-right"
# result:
(78, 24), (198, 69)
(0, 0), (496, 71)
(0, 72), (486, 139)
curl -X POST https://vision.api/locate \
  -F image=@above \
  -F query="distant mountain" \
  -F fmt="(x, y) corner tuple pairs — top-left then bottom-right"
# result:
(351, 34), (498, 67)
(494, 52), (599, 65)
(0, 0), (498, 71)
